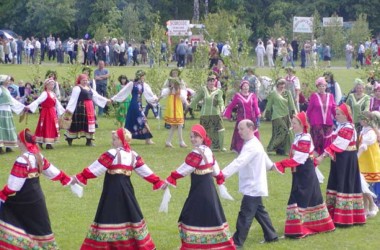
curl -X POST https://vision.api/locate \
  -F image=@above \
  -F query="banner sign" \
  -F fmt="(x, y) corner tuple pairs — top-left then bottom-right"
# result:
(293, 17), (313, 33)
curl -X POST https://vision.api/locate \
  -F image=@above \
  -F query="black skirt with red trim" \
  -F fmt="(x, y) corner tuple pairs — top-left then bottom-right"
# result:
(80, 173), (155, 250)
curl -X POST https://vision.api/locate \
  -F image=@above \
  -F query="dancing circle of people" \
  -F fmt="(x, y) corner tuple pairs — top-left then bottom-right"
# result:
(0, 65), (379, 249)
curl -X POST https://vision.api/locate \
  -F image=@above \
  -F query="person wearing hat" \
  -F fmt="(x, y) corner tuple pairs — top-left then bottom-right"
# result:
(264, 78), (297, 155)
(306, 77), (336, 156)
(159, 68), (188, 148)
(190, 74), (226, 151)
(164, 124), (235, 249)
(111, 70), (158, 145)
(64, 73), (110, 146)
(222, 119), (279, 247)
(0, 75), (25, 154)
(284, 67), (301, 111)
(274, 112), (335, 238)
(0, 128), (75, 248)
(223, 80), (261, 153)
(316, 103), (366, 226)
(346, 78), (370, 135)
(73, 128), (164, 249)
(25, 78), (65, 149)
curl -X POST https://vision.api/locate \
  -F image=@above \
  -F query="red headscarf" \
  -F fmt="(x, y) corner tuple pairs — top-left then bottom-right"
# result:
(116, 128), (131, 152)
(191, 124), (211, 147)
(337, 103), (353, 123)
(294, 112), (309, 133)
(76, 74), (88, 85)
(18, 128), (39, 154)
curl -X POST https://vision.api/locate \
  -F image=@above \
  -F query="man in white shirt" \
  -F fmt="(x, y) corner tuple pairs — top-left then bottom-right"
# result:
(221, 41), (231, 57)
(222, 119), (278, 248)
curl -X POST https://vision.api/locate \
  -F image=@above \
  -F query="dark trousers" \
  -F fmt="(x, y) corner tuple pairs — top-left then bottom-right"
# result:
(233, 196), (277, 246)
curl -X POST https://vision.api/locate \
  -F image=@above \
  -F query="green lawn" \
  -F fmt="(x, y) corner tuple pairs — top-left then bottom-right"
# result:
(1, 64), (379, 249)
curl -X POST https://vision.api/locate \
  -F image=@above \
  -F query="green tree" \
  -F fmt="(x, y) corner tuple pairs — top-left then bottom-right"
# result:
(25, 0), (76, 37)
(348, 13), (371, 48)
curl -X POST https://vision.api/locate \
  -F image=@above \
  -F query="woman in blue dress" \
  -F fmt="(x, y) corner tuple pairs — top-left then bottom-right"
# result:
(111, 70), (157, 145)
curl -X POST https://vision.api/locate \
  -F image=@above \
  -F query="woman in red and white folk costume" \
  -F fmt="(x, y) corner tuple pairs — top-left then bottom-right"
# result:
(274, 112), (335, 238)
(316, 103), (366, 226)
(223, 80), (261, 153)
(74, 128), (164, 250)
(26, 78), (65, 150)
(165, 124), (235, 250)
(0, 129), (73, 249)
(65, 74), (109, 146)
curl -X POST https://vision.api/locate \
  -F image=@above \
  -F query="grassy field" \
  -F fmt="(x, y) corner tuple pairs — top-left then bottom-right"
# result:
(1, 64), (379, 249)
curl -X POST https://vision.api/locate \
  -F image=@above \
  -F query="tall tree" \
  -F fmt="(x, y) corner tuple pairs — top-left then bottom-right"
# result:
(193, 0), (200, 22)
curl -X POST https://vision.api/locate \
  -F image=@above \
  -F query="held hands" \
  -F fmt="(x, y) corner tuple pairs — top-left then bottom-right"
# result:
(69, 177), (83, 198)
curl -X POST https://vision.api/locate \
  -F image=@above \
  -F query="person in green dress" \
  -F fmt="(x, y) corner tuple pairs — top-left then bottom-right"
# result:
(345, 78), (370, 135)
(264, 78), (297, 155)
(190, 73), (226, 151)
(115, 75), (132, 127)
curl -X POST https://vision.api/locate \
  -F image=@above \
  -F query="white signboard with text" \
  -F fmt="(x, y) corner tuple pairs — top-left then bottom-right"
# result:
(167, 20), (190, 36)
(293, 17), (313, 33)
(323, 17), (343, 27)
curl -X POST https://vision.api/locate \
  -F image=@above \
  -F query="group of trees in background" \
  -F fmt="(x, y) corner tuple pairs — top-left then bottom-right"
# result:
(0, 0), (378, 59)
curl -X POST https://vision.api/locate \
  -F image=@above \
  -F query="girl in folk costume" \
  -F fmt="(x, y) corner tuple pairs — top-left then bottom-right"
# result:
(115, 75), (131, 127)
(0, 75), (25, 154)
(165, 125), (235, 249)
(0, 129), (74, 249)
(274, 112), (335, 238)
(369, 82), (380, 111)
(357, 111), (380, 216)
(111, 70), (157, 145)
(190, 74), (226, 151)
(316, 103), (366, 226)
(223, 80), (261, 153)
(159, 68), (188, 148)
(345, 78), (370, 135)
(26, 78), (65, 149)
(65, 74), (110, 146)
(306, 77), (336, 156)
(74, 128), (164, 250)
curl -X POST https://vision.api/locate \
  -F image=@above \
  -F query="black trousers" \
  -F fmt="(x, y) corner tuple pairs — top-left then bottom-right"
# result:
(233, 195), (277, 246)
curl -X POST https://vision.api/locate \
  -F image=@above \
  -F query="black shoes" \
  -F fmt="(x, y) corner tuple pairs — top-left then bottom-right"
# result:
(86, 139), (95, 147)
(66, 138), (73, 146)
(5, 147), (13, 153)
(46, 144), (54, 150)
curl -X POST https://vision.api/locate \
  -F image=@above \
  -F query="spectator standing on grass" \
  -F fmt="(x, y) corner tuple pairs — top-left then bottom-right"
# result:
(94, 60), (109, 116)
(345, 40), (354, 69)
(255, 40), (266, 67)
(266, 40), (274, 67)
(16, 36), (24, 64)
(176, 39), (187, 67)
